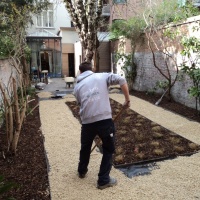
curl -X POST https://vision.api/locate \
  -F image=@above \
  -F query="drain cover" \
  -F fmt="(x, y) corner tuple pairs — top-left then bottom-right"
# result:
(52, 90), (73, 98)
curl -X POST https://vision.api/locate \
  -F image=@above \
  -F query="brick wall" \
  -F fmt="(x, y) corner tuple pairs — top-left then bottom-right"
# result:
(132, 17), (200, 109)
(98, 42), (111, 72)
(110, 16), (200, 110)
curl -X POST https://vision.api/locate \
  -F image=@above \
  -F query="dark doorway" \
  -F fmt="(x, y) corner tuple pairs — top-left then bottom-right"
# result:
(68, 53), (75, 77)
(40, 51), (49, 71)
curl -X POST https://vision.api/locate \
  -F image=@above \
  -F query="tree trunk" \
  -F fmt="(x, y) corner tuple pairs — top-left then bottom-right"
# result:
(0, 81), (14, 151)
(64, 0), (103, 62)
(11, 78), (27, 154)
(21, 55), (30, 87)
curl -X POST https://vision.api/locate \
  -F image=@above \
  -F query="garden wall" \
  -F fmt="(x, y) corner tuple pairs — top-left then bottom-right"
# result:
(131, 16), (200, 110)
(133, 52), (194, 108)
(0, 59), (17, 103)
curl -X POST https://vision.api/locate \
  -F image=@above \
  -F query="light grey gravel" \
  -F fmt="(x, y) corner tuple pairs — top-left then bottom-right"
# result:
(38, 92), (200, 200)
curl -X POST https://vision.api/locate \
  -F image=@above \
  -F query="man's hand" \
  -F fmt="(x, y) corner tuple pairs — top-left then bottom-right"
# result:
(123, 100), (130, 108)
(120, 83), (130, 108)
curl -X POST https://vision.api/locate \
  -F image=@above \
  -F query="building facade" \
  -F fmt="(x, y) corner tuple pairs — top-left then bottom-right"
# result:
(26, 0), (112, 79)
(26, 0), (78, 78)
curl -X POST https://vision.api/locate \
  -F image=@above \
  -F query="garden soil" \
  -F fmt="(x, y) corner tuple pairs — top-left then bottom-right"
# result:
(37, 91), (200, 200)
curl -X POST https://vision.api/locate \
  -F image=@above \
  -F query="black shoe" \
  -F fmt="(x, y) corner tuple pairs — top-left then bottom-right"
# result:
(97, 177), (117, 190)
(78, 173), (87, 178)
(78, 169), (88, 179)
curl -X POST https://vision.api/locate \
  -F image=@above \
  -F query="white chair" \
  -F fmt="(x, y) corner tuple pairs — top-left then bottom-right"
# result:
(64, 77), (75, 88)
(41, 70), (48, 84)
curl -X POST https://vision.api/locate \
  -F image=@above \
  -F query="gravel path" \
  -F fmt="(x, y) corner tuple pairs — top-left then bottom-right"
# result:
(38, 92), (200, 200)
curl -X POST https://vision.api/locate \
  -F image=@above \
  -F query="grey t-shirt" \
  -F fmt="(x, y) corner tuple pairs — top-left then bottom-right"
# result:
(74, 71), (126, 124)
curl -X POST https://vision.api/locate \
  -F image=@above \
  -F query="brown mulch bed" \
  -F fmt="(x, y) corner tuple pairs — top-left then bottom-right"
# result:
(0, 95), (50, 200)
(66, 97), (200, 167)
(0, 90), (199, 199)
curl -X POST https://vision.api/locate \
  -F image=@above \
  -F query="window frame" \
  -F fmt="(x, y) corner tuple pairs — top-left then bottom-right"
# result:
(36, 4), (54, 28)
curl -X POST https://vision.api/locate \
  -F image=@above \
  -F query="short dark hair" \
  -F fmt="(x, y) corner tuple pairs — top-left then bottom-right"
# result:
(79, 61), (92, 73)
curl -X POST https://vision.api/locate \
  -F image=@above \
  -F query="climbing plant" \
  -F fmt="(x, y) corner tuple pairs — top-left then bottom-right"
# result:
(180, 35), (200, 114)
(113, 53), (137, 89)
(109, 15), (146, 88)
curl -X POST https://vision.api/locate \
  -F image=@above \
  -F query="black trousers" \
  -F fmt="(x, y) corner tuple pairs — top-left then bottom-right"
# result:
(78, 119), (115, 186)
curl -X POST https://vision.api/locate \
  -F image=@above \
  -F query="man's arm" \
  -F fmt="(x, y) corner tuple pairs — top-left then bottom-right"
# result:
(107, 73), (131, 107)
(120, 83), (130, 107)
(73, 87), (80, 105)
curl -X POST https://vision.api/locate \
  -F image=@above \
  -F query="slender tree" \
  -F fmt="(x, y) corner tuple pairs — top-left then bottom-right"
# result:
(0, 0), (49, 154)
(63, 0), (104, 62)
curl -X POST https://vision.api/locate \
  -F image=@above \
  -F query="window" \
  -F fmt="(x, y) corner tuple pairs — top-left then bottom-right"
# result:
(113, 0), (126, 3)
(36, 4), (54, 28)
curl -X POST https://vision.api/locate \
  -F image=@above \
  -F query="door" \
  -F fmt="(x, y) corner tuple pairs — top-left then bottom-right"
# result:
(40, 51), (50, 71)
(68, 53), (75, 77)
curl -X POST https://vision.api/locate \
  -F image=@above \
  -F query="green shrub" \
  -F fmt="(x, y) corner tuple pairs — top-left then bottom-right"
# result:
(0, 175), (17, 200)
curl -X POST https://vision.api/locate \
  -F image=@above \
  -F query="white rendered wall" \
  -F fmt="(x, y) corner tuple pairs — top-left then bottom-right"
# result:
(61, 31), (79, 43)
(74, 41), (82, 77)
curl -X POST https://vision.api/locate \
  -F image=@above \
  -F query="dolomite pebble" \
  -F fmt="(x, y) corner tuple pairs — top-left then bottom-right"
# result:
(39, 92), (200, 200)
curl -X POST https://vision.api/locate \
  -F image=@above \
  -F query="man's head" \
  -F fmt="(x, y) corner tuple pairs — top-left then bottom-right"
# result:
(79, 61), (92, 73)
